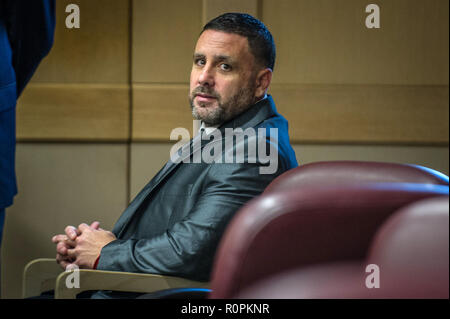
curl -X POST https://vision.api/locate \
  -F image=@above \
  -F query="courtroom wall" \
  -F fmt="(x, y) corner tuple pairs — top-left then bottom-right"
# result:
(2, 0), (448, 298)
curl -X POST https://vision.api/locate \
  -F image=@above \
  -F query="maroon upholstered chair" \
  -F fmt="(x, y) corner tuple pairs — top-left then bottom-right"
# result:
(209, 183), (449, 298)
(138, 161), (449, 299)
(365, 195), (449, 298)
(264, 161), (449, 193)
(235, 196), (449, 299)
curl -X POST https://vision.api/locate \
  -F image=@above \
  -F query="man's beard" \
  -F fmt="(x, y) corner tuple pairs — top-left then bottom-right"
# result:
(189, 83), (257, 126)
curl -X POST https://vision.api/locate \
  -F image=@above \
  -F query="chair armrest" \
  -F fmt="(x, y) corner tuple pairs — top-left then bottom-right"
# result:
(55, 269), (210, 299)
(22, 258), (63, 298)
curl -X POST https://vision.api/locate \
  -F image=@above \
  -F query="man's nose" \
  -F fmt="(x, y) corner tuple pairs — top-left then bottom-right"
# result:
(197, 66), (215, 87)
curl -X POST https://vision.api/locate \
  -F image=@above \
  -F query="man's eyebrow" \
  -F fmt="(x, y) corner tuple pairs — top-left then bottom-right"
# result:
(193, 53), (205, 60)
(193, 53), (236, 64)
(214, 54), (233, 63)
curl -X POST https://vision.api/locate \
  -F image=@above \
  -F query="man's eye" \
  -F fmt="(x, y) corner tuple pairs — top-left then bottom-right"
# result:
(195, 59), (206, 66)
(220, 63), (231, 71)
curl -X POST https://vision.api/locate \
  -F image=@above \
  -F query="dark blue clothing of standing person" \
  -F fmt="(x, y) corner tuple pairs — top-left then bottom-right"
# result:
(0, 0), (55, 245)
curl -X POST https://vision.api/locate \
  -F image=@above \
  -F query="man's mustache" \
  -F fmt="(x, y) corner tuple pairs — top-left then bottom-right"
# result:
(191, 87), (220, 100)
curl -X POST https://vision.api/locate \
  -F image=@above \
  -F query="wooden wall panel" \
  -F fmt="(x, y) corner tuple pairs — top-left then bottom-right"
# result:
(130, 0), (448, 144)
(32, 0), (130, 83)
(16, 84), (129, 141)
(132, 84), (194, 140)
(203, 0), (259, 24)
(132, 0), (203, 83)
(2, 144), (128, 298)
(17, 0), (131, 141)
(262, 0), (449, 85)
(270, 84), (449, 144)
(131, 83), (449, 144)
(15, 0), (449, 144)
(292, 144), (449, 174)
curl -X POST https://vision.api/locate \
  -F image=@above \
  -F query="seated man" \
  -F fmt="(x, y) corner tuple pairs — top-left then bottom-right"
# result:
(52, 13), (298, 298)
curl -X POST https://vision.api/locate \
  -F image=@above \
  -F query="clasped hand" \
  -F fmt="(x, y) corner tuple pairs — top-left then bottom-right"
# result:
(52, 221), (116, 270)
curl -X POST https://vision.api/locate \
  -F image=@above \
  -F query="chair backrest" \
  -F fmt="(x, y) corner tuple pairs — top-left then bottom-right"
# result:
(264, 161), (449, 193)
(235, 195), (449, 299)
(366, 195), (449, 298)
(209, 183), (449, 298)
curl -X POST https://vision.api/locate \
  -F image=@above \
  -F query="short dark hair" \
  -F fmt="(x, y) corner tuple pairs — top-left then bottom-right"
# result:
(201, 13), (276, 71)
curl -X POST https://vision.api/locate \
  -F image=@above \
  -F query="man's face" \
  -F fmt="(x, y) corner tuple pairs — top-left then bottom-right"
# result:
(189, 30), (258, 126)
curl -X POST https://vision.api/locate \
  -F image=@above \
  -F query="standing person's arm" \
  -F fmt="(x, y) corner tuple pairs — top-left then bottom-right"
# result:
(3, 0), (55, 97)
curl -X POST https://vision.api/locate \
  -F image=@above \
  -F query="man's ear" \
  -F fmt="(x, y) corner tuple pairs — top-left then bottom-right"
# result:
(254, 68), (273, 99)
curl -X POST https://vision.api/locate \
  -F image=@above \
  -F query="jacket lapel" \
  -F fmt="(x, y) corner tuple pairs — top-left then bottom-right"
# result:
(113, 135), (201, 236)
(113, 95), (278, 237)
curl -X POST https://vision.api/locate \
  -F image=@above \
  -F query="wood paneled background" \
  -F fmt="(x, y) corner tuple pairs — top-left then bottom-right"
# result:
(16, 0), (449, 144)
(3, 0), (449, 299)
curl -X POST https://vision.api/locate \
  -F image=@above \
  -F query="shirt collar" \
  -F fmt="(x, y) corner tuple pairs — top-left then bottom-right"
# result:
(200, 122), (219, 135)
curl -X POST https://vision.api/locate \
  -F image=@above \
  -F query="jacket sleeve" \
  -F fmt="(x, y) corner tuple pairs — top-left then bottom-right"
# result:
(3, 0), (55, 97)
(97, 162), (284, 281)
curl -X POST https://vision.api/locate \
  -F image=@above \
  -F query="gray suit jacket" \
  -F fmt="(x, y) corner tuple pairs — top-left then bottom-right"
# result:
(97, 95), (298, 282)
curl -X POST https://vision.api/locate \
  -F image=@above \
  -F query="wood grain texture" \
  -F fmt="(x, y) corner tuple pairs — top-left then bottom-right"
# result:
(262, 0), (449, 85)
(203, 0), (259, 24)
(16, 84), (130, 141)
(132, 0), (203, 83)
(132, 84), (194, 141)
(18, 0), (448, 145)
(270, 84), (449, 144)
(131, 83), (448, 144)
(32, 0), (130, 83)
